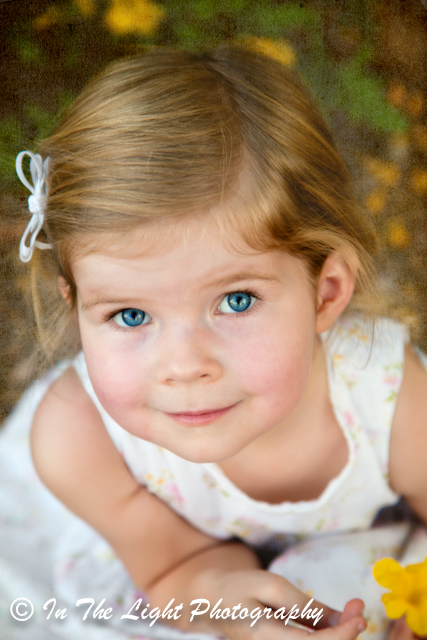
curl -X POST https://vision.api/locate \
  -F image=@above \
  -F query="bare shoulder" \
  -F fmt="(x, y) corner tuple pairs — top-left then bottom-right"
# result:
(389, 344), (427, 522)
(32, 366), (139, 531)
(33, 365), (99, 436)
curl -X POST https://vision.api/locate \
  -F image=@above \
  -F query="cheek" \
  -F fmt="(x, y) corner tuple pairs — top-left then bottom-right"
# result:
(81, 335), (148, 415)
(87, 353), (156, 442)
(228, 309), (316, 412)
(236, 333), (312, 397)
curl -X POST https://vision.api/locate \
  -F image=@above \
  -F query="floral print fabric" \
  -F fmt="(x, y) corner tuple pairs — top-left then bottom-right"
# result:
(1, 314), (426, 640)
(73, 315), (404, 546)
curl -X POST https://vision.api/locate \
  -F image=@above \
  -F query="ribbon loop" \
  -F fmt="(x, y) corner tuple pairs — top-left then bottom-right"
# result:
(15, 151), (51, 262)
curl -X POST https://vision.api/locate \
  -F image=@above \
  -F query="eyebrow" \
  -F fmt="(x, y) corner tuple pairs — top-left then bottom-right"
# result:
(201, 272), (281, 290)
(80, 272), (280, 312)
(80, 296), (137, 312)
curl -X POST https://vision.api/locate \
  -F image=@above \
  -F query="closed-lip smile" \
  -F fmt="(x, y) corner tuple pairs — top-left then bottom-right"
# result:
(164, 403), (239, 426)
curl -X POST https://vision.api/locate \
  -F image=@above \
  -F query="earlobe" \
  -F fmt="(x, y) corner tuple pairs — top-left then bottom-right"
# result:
(315, 253), (356, 334)
(58, 276), (72, 307)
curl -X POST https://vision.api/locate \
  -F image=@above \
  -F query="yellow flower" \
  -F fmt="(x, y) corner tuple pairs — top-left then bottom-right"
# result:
(386, 81), (407, 108)
(242, 36), (297, 67)
(33, 5), (63, 30)
(364, 156), (400, 187)
(105, 0), (165, 36)
(411, 169), (427, 194)
(373, 557), (427, 636)
(74, 0), (95, 17)
(387, 218), (411, 248)
(365, 189), (387, 214)
(413, 125), (427, 152)
(405, 92), (425, 119)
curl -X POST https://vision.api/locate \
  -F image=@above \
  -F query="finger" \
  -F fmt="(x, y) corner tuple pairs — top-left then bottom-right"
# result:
(334, 599), (365, 625)
(218, 594), (367, 640)
(388, 618), (419, 640)
(324, 615), (367, 640)
(259, 572), (346, 630)
(254, 612), (367, 640)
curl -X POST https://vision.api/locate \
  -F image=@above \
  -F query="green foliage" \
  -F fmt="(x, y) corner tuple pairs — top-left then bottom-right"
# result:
(163, 1), (321, 46)
(0, 118), (26, 192)
(0, 105), (63, 192)
(300, 47), (409, 133)
(338, 56), (408, 132)
(15, 35), (44, 64)
(173, 24), (204, 49)
(1, 0), (410, 197)
(57, 90), (77, 113)
(23, 105), (57, 141)
(247, 3), (320, 35)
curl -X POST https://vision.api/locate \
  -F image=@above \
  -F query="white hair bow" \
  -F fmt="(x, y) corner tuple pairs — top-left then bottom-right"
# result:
(16, 150), (52, 262)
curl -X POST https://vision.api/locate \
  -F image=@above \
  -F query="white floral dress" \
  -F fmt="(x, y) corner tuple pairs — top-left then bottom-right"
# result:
(0, 314), (426, 640)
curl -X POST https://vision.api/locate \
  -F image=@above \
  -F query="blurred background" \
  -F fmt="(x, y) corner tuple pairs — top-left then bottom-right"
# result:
(0, 0), (426, 422)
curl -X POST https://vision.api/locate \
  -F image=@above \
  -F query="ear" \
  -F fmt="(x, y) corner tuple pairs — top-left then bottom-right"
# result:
(315, 253), (356, 334)
(58, 276), (72, 307)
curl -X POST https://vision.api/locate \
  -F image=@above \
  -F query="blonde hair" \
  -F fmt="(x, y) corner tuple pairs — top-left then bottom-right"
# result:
(27, 45), (377, 363)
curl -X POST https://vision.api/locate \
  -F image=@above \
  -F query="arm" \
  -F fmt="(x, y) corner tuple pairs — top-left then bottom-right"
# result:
(145, 538), (366, 638)
(31, 366), (225, 590)
(33, 367), (366, 639)
(387, 346), (427, 640)
(389, 345), (427, 523)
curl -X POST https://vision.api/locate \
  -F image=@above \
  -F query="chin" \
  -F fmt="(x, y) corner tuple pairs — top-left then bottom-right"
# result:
(166, 438), (245, 465)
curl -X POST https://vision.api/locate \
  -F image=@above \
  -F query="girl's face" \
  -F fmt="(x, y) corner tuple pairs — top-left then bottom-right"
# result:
(72, 217), (321, 463)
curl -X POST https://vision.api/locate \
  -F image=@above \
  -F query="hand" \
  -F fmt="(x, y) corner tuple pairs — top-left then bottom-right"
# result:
(388, 617), (427, 640)
(147, 542), (366, 640)
(188, 567), (367, 640)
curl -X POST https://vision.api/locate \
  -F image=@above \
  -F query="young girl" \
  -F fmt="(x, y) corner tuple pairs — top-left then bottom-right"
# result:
(5, 45), (427, 640)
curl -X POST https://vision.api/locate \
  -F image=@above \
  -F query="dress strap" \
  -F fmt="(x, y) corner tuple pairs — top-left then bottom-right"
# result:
(323, 315), (408, 482)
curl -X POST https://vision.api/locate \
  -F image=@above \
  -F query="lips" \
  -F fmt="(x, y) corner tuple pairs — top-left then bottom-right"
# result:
(164, 403), (238, 426)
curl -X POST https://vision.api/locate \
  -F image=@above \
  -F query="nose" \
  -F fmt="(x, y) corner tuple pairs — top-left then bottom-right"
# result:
(157, 325), (222, 385)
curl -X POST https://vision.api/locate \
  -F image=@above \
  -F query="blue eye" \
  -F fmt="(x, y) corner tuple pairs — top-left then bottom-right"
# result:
(112, 308), (150, 327)
(218, 292), (256, 314)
